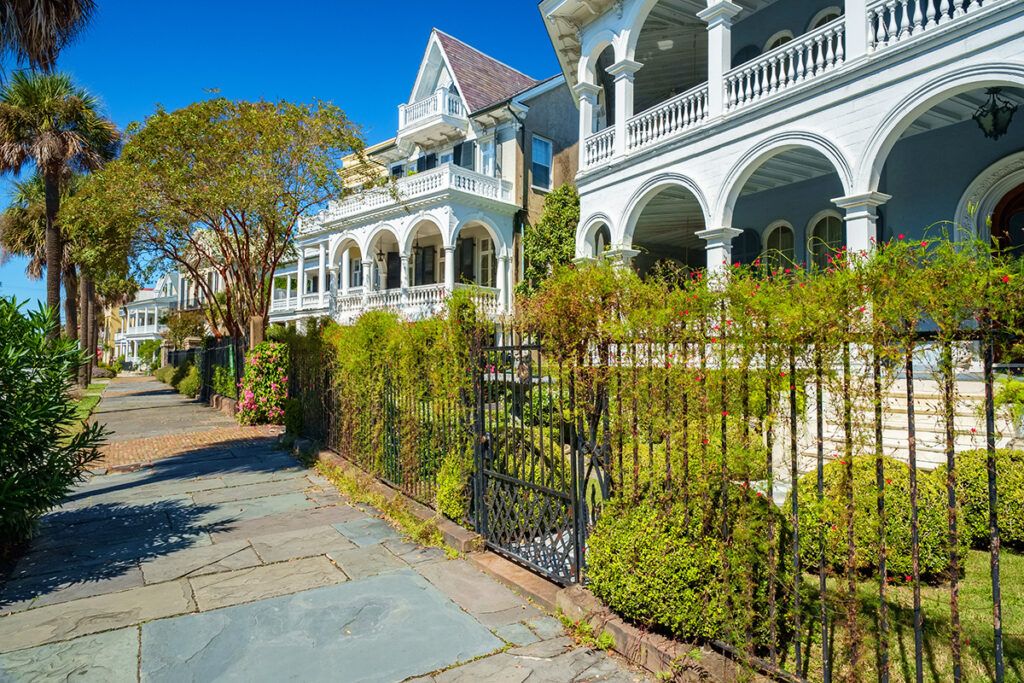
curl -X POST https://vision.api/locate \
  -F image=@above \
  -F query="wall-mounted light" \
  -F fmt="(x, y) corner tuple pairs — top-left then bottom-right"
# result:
(973, 88), (1018, 140)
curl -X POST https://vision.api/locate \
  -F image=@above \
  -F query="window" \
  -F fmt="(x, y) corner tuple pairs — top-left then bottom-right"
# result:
(479, 237), (496, 288)
(440, 152), (453, 165)
(390, 163), (404, 178)
(764, 31), (793, 52)
(454, 140), (476, 171)
(593, 224), (611, 257)
(531, 135), (553, 190)
(456, 238), (475, 283)
(414, 245), (437, 286)
(349, 258), (363, 288)
(416, 154), (437, 173)
(809, 7), (842, 30)
(764, 222), (796, 269)
(480, 138), (496, 177)
(809, 214), (844, 270)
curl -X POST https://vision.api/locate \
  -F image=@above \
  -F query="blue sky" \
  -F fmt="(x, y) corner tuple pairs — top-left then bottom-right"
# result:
(0, 0), (563, 305)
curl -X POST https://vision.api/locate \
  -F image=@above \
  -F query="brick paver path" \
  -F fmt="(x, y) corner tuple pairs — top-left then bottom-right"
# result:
(0, 376), (649, 682)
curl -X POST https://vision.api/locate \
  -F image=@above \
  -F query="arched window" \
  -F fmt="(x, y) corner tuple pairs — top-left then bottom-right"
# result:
(732, 229), (762, 265)
(808, 7), (842, 31)
(593, 224), (611, 257)
(809, 213), (844, 269)
(732, 44), (760, 69)
(764, 222), (795, 268)
(764, 31), (793, 52)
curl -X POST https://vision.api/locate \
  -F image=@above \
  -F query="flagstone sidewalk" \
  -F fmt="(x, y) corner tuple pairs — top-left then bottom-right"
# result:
(0, 376), (649, 682)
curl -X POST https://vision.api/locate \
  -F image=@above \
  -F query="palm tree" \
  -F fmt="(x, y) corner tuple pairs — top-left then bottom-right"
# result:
(0, 172), (81, 337)
(0, 0), (95, 72)
(0, 71), (117, 331)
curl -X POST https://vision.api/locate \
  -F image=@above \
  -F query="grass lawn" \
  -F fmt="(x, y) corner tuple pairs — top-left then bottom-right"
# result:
(777, 549), (1023, 682)
(72, 381), (108, 421)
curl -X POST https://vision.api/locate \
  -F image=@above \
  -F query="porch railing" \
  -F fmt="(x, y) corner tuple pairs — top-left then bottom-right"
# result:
(627, 83), (709, 152)
(868, 0), (994, 53)
(584, 127), (615, 168)
(400, 88), (466, 129)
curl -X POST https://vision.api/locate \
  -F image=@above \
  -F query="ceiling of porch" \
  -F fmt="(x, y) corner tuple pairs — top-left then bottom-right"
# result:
(632, 185), (706, 251)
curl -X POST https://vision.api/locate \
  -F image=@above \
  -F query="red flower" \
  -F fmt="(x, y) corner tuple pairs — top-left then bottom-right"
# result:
(701, 438), (709, 446)
(920, 240), (928, 247)
(1002, 275), (1011, 284)
(898, 233), (905, 240)
(722, 410), (729, 417)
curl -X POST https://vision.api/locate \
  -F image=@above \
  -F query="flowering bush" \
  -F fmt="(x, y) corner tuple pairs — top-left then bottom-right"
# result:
(237, 342), (288, 425)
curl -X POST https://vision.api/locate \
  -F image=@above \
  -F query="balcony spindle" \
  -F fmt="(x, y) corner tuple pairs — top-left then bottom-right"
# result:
(824, 31), (836, 69)
(939, 0), (951, 23)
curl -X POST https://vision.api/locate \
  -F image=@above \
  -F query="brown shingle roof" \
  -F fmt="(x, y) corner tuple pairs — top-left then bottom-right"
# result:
(434, 30), (540, 114)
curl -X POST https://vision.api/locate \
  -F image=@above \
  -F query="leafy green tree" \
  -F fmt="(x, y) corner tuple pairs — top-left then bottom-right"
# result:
(162, 309), (205, 349)
(0, 72), (118, 331)
(0, 0), (95, 72)
(93, 98), (373, 345)
(519, 183), (579, 295)
(0, 296), (105, 548)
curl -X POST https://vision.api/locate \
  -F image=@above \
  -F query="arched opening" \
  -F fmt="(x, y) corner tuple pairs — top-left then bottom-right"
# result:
(594, 46), (616, 132)
(872, 85), (1024, 243)
(366, 228), (401, 291)
(627, 184), (707, 277)
(727, 145), (848, 267)
(807, 211), (844, 270)
(593, 223), (612, 257)
(764, 221), (796, 269)
(808, 7), (843, 32)
(332, 239), (363, 293)
(764, 30), (793, 52)
(407, 220), (444, 287)
(452, 222), (500, 288)
(732, 229), (762, 265)
(632, 1), (707, 116)
(992, 183), (1024, 254)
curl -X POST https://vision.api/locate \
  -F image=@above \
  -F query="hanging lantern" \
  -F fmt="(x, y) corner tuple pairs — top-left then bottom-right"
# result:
(973, 88), (1018, 140)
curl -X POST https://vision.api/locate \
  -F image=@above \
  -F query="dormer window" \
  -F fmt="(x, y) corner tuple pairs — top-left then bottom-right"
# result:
(390, 163), (404, 178)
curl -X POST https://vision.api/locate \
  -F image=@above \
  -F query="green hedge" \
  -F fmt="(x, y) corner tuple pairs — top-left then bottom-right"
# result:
(932, 449), (1024, 551)
(788, 456), (958, 579)
(177, 365), (201, 398)
(587, 489), (792, 651)
(212, 365), (238, 399)
(154, 364), (173, 384)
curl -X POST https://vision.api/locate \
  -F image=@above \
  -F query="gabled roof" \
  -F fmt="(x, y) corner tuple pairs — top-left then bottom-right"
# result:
(433, 29), (540, 114)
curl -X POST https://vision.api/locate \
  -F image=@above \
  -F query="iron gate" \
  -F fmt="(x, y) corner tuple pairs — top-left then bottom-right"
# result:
(473, 335), (611, 585)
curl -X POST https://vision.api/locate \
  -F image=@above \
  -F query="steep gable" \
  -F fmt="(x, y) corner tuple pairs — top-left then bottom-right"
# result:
(432, 30), (539, 114)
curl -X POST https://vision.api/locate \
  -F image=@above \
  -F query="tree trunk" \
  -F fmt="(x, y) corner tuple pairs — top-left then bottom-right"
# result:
(87, 280), (97, 386)
(78, 274), (89, 386)
(43, 173), (62, 337)
(63, 266), (78, 341)
(249, 315), (265, 349)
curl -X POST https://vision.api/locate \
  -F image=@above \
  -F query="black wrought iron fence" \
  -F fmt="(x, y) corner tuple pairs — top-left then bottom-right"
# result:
(167, 339), (245, 402)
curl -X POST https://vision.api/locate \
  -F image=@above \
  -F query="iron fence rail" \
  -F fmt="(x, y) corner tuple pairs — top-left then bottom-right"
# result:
(166, 339), (244, 402)
(290, 326), (1012, 683)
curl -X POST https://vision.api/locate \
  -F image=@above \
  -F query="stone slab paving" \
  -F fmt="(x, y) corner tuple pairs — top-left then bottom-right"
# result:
(0, 376), (650, 682)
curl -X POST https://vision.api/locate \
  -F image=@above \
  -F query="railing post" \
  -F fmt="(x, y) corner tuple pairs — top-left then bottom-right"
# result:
(846, 0), (870, 61)
(606, 58), (642, 159)
(698, 1), (742, 119)
(296, 247), (306, 311)
(317, 243), (327, 308)
(575, 82), (602, 169)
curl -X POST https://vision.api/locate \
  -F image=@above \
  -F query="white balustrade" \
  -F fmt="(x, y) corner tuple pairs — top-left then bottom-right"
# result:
(627, 84), (709, 152)
(453, 283), (502, 318)
(301, 293), (323, 308)
(584, 127), (616, 167)
(726, 19), (846, 112)
(868, 0), (988, 52)
(400, 88), (466, 129)
(307, 164), (514, 228)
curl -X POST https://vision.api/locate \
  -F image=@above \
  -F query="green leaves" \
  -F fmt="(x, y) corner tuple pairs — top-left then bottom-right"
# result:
(520, 183), (580, 296)
(0, 297), (106, 546)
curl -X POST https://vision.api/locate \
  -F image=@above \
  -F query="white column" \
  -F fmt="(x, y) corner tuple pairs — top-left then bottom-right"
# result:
(341, 248), (351, 295)
(606, 59), (642, 159)
(575, 82), (601, 167)
(285, 274), (292, 307)
(361, 259), (374, 303)
(444, 245), (456, 292)
(317, 243), (327, 307)
(845, 0), (869, 61)
(833, 191), (891, 257)
(399, 254), (410, 306)
(698, 1), (742, 119)
(696, 227), (744, 277)
(496, 255), (509, 313)
(296, 247), (306, 310)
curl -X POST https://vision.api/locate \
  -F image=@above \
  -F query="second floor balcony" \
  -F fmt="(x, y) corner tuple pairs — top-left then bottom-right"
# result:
(398, 87), (468, 147)
(570, 0), (1008, 174)
(304, 162), (515, 233)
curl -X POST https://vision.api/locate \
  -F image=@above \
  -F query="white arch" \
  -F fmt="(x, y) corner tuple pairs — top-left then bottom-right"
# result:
(579, 29), (621, 84)
(715, 131), (854, 227)
(623, 0), (667, 59)
(452, 214), (508, 257)
(620, 172), (711, 247)
(328, 235), (361, 269)
(361, 223), (401, 259)
(401, 213), (449, 255)
(955, 151), (1024, 241)
(856, 62), (1024, 193)
(763, 30), (794, 52)
(577, 212), (615, 257)
(806, 209), (845, 266)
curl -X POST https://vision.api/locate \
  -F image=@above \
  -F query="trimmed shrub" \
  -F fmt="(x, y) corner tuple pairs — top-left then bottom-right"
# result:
(153, 364), (173, 384)
(932, 449), (1024, 551)
(176, 365), (201, 398)
(169, 361), (192, 389)
(0, 299), (106, 546)
(587, 488), (791, 651)
(789, 456), (956, 579)
(238, 342), (288, 425)
(435, 449), (473, 522)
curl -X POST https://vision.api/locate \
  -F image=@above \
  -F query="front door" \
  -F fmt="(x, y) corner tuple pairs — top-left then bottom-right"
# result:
(385, 252), (401, 290)
(993, 183), (1024, 254)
